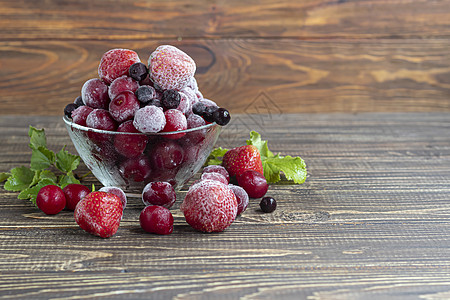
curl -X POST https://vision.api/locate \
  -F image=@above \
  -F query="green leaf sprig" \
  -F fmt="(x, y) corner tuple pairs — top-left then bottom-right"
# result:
(0, 126), (83, 205)
(205, 131), (307, 184)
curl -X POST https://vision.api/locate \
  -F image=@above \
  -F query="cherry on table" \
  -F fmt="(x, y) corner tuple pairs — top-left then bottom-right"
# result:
(63, 183), (91, 211)
(36, 185), (66, 215)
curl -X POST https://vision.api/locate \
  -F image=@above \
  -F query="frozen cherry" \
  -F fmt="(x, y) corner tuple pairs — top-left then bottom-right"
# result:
(108, 75), (140, 101)
(237, 170), (268, 198)
(142, 181), (176, 208)
(114, 120), (148, 158)
(213, 108), (231, 126)
(162, 109), (187, 139)
(64, 103), (78, 118)
(133, 105), (166, 133)
(86, 109), (117, 143)
(260, 196), (277, 213)
(203, 165), (229, 183)
(149, 139), (184, 170)
(162, 89), (181, 109)
(63, 184), (91, 211)
(139, 205), (174, 235)
(201, 172), (228, 185)
(135, 85), (156, 104)
(36, 185), (66, 215)
(228, 184), (249, 216)
(71, 105), (93, 127)
(119, 155), (152, 183)
(109, 91), (140, 123)
(81, 78), (110, 109)
(99, 186), (127, 209)
(129, 62), (148, 81)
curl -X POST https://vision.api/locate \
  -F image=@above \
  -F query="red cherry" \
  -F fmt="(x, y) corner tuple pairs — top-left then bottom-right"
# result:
(36, 185), (66, 215)
(139, 205), (174, 235)
(237, 170), (268, 198)
(63, 184), (91, 211)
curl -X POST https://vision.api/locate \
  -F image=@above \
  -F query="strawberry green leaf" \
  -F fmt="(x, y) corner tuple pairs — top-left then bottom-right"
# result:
(263, 155), (307, 184)
(4, 166), (35, 192)
(28, 126), (47, 150)
(39, 170), (58, 183)
(30, 146), (56, 171)
(0, 172), (11, 183)
(58, 172), (80, 189)
(205, 147), (229, 166)
(246, 131), (274, 159)
(56, 146), (80, 173)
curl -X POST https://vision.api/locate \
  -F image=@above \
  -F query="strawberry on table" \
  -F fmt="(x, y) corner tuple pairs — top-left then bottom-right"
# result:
(74, 191), (123, 238)
(222, 145), (264, 177)
(148, 45), (196, 91)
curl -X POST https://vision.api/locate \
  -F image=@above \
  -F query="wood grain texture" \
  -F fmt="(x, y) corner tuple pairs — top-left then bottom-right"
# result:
(1, 0), (450, 39)
(0, 113), (449, 299)
(1, 39), (450, 115)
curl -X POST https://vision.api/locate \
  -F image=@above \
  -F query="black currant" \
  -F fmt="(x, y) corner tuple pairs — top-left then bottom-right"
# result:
(135, 85), (156, 104)
(202, 106), (218, 123)
(213, 108), (231, 126)
(162, 89), (181, 109)
(74, 96), (83, 107)
(260, 197), (277, 213)
(64, 103), (79, 118)
(192, 102), (207, 116)
(129, 62), (148, 81)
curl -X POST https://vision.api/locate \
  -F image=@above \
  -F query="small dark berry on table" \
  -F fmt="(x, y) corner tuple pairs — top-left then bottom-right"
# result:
(192, 102), (207, 116)
(260, 197), (277, 213)
(135, 85), (156, 104)
(129, 62), (148, 81)
(213, 108), (231, 126)
(162, 89), (181, 109)
(64, 103), (79, 118)
(202, 106), (218, 123)
(74, 95), (83, 107)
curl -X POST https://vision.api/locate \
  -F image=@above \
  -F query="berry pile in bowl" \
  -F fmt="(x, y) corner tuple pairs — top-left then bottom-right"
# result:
(63, 45), (230, 194)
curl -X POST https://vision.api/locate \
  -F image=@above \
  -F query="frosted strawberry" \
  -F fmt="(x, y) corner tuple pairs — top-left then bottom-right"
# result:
(148, 45), (196, 91)
(180, 180), (237, 233)
(98, 49), (141, 84)
(74, 191), (123, 238)
(222, 145), (264, 178)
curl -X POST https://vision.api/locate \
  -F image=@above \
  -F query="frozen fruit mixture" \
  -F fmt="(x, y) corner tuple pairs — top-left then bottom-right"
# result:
(64, 46), (231, 191)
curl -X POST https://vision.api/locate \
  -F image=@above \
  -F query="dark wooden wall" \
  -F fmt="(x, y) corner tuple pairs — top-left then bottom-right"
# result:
(1, 0), (450, 115)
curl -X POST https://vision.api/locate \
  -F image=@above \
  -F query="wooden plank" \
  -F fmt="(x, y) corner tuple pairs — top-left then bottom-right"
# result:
(1, 39), (450, 115)
(1, 0), (450, 39)
(0, 113), (449, 298)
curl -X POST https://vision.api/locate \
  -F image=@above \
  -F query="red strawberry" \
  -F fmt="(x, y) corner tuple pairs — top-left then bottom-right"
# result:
(222, 145), (264, 177)
(180, 180), (237, 233)
(148, 45), (196, 91)
(74, 191), (123, 238)
(98, 49), (141, 84)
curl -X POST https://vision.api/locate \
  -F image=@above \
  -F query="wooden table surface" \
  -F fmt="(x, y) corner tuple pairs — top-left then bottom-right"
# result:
(0, 113), (449, 299)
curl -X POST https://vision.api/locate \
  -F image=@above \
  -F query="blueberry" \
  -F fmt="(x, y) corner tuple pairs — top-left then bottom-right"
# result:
(162, 89), (181, 109)
(202, 106), (218, 123)
(213, 108), (231, 126)
(74, 96), (83, 107)
(260, 197), (277, 213)
(64, 103), (79, 118)
(192, 102), (207, 116)
(129, 62), (148, 81)
(135, 85), (156, 104)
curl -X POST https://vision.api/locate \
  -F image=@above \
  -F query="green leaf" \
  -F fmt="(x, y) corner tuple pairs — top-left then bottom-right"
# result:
(18, 178), (55, 205)
(39, 170), (58, 182)
(55, 146), (80, 173)
(28, 126), (47, 150)
(263, 155), (307, 184)
(4, 166), (36, 192)
(30, 146), (55, 171)
(58, 172), (80, 189)
(0, 173), (11, 183)
(204, 147), (229, 166)
(246, 131), (274, 159)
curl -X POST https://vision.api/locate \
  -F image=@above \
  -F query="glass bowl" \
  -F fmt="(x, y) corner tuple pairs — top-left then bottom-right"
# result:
(63, 115), (221, 194)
